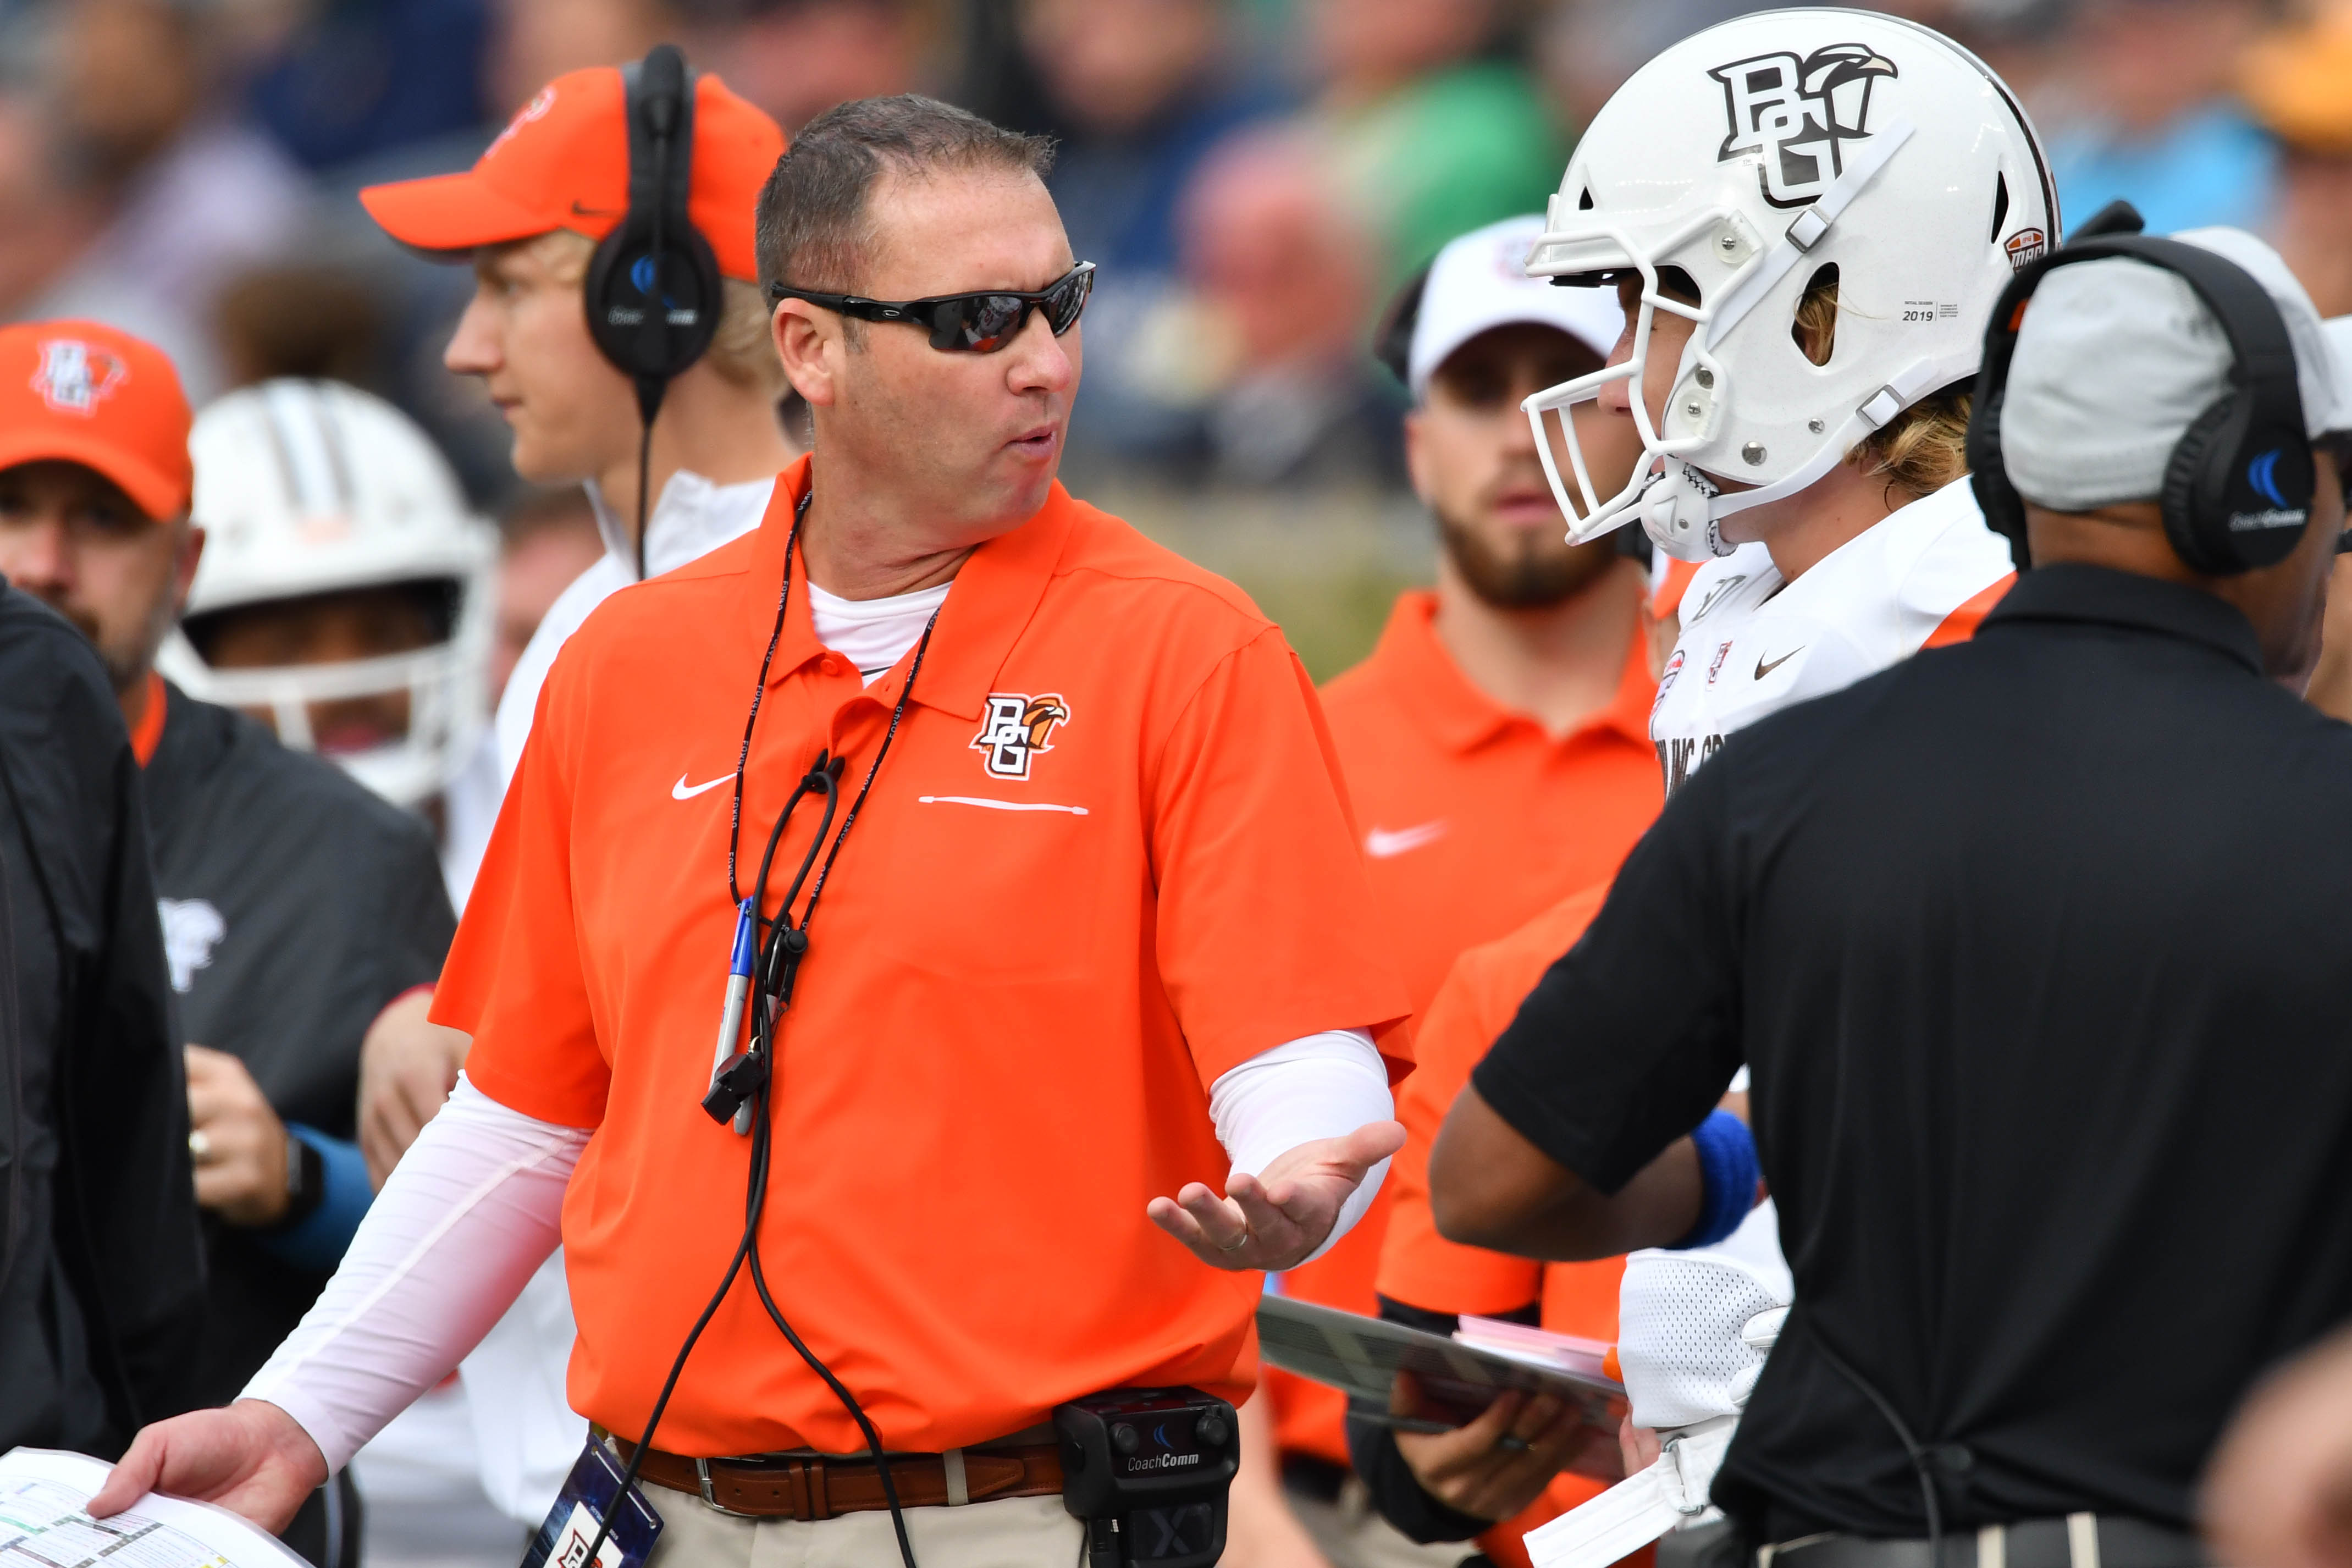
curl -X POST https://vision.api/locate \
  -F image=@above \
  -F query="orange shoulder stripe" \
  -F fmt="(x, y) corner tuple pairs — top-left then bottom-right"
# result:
(1923, 572), (2016, 649)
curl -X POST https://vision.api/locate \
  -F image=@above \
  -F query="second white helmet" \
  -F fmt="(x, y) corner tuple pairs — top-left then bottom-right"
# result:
(158, 379), (497, 807)
(1521, 9), (2057, 560)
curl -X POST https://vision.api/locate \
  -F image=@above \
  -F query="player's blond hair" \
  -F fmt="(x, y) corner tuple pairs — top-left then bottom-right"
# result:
(526, 229), (787, 399)
(1792, 275), (1969, 502)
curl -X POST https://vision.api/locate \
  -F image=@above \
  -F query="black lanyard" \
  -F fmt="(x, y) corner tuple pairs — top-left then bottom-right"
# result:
(725, 486), (936, 1016)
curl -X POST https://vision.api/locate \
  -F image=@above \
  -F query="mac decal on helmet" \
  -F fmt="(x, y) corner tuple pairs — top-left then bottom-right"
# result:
(158, 379), (496, 807)
(1520, 8), (2057, 560)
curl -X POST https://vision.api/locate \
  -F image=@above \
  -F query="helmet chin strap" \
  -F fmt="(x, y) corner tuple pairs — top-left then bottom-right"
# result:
(1644, 352), (1961, 562)
(1642, 462), (1727, 562)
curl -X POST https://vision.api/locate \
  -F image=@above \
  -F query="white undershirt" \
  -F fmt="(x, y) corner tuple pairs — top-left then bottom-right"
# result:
(246, 1034), (1391, 1473)
(807, 582), (950, 684)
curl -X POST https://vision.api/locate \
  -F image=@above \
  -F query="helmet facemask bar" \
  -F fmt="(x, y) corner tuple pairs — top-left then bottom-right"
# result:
(1521, 207), (1754, 546)
(190, 643), (476, 808)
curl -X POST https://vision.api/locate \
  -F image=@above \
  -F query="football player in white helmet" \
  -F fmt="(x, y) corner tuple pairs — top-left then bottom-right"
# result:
(159, 378), (498, 867)
(1420, 12), (2056, 1563)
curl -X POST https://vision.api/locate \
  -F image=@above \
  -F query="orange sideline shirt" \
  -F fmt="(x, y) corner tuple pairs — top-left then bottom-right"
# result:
(437, 457), (1412, 1457)
(1270, 586), (1661, 1468)
(1381, 882), (1624, 1568)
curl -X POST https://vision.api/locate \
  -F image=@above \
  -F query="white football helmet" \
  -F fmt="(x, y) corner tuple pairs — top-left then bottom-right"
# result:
(1521, 9), (2057, 560)
(158, 379), (497, 808)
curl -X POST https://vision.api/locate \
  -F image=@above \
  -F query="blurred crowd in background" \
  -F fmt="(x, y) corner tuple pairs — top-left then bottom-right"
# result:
(4, 0), (2352, 673)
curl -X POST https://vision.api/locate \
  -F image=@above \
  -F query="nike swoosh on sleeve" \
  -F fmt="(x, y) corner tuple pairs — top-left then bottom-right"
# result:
(1753, 648), (1804, 680)
(671, 773), (731, 800)
(1365, 821), (1448, 858)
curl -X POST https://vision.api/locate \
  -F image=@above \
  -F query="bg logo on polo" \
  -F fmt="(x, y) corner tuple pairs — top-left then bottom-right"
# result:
(158, 897), (225, 993)
(971, 692), (1071, 780)
(1710, 43), (1898, 207)
(31, 339), (128, 415)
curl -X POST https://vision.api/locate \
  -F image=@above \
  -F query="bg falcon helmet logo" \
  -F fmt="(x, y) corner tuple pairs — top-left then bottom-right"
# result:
(1710, 43), (1898, 208)
(971, 693), (1071, 780)
(31, 339), (128, 415)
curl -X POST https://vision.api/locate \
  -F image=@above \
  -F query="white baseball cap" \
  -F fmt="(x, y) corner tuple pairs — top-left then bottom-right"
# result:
(1405, 214), (1625, 401)
(2002, 227), (2352, 513)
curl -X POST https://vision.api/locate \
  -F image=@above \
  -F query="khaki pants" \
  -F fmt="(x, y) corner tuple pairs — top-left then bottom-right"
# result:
(641, 1481), (1085, 1568)
(1286, 1473), (1482, 1568)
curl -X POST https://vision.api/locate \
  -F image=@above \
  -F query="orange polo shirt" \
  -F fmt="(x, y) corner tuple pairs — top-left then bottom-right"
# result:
(1267, 584), (1661, 1469)
(438, 457), (1412, 1458)
(1382, 883), (1621, 1568)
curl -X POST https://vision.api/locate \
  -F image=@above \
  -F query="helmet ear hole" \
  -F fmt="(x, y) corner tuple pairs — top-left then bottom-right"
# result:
(1792, 264), (1839, 366)
(1655, 265), (1703, 305)
(1577, 186), (1595, 210)
(1989, 173), (2010, 247)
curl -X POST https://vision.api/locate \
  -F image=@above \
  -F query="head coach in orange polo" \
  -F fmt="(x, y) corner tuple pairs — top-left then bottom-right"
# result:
(96, 95), (1412, 1568)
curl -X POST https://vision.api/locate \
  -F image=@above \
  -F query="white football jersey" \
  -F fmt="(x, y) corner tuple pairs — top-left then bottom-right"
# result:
(1650, 477), (2016, 796)
(1608, 479), (2013, 1502)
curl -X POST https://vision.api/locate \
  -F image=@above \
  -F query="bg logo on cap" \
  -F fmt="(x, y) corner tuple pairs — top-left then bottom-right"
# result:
(32, 339), (128, 416)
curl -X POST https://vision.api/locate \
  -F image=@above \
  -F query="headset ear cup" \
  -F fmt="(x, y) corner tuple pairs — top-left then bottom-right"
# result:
(2160, 396), (2248, 576)
(587, 219), (725, 383)
(1966, 384), (2030, 570)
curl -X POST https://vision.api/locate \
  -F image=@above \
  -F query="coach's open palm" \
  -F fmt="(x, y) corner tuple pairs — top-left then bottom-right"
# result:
(88, 1401), (327, 1534)
(1147, 1119), (1405, 1272)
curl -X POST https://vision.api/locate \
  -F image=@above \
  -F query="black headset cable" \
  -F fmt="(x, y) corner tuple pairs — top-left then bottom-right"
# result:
(580, 483), (931, 1568)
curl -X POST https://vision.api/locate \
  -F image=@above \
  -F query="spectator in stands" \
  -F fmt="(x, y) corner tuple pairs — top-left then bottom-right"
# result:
(2241, 3), (2352, 318)
(1020, 0), (1287, 473)
(1304, 0), (1564, 286)
(684, 0), (936, 134)
(1152, 130), (1401, 491)
(2042, 0), (2278, 235)
(3, 0), (313, 399)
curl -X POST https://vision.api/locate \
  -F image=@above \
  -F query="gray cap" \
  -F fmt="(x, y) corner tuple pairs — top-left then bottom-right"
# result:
(2002, 227), (2351, 514)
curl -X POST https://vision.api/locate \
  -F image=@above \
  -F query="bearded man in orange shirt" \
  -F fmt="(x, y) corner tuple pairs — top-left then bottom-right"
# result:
(97, 94), (1413, 1568)
(1230, 216), (1659, 1568)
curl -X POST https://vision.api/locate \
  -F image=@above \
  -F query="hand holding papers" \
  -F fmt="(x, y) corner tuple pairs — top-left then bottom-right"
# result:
(0, 1448), (311, 1568)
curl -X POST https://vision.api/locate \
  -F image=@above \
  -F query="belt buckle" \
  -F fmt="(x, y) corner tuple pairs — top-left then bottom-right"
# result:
(693, 1457), (761, 1520)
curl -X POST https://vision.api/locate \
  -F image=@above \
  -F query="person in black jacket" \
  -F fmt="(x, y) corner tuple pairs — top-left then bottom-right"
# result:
(0, 321), (456, 1567)
(0, 576), (206, 1455)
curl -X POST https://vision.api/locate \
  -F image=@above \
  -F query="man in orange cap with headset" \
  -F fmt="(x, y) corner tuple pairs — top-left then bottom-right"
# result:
(333, 56), (803, 1538)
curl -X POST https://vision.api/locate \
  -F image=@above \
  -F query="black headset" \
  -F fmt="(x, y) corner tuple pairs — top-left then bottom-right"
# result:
(1970, 213), (2315, 577)
(583, 44), (725, 576)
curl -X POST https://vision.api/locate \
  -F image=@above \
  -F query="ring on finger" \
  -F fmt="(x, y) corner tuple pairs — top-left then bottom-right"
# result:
(1217, 1232), (1251, 1253)
(188, 1129), (214, 1164)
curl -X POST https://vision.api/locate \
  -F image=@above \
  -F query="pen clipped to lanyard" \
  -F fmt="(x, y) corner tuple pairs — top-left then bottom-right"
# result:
(707, 896), (758, 1101)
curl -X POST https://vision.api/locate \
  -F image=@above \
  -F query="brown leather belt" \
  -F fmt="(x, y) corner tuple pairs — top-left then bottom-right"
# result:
(611, 1434), (1065, 1521)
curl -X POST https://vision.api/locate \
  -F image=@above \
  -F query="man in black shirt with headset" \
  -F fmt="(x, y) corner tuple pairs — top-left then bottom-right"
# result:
(1424, 218), (2352, 1568)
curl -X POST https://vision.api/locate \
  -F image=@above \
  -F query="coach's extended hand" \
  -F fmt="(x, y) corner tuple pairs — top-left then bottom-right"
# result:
(1147, 1120), (1405, 1273)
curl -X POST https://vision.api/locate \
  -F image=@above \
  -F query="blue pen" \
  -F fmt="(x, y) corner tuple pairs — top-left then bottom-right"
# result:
(708, 898), (758, 1096)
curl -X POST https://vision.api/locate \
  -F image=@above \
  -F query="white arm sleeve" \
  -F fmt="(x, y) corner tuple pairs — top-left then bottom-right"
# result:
(244, 1074), (584, 1474)
(1207, 1029), (1394, 1265)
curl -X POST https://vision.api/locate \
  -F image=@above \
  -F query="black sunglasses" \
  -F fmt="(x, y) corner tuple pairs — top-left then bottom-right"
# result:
(768, 262), (1095, 354)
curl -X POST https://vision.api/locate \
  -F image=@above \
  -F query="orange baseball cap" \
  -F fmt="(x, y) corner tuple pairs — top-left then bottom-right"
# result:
(0, 320), (193, 521)
(359, 65), (785, 281)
